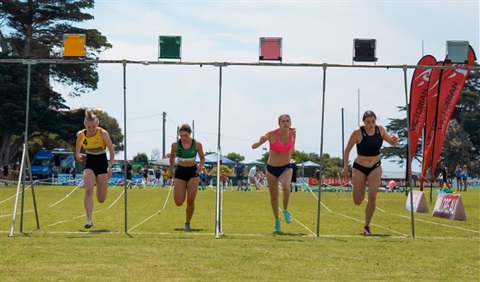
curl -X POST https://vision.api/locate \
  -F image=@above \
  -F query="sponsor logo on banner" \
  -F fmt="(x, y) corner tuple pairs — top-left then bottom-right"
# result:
(432, 194), (466, 221)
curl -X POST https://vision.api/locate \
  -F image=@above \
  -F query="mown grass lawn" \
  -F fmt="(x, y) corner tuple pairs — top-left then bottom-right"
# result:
(1, 184), (478, 281)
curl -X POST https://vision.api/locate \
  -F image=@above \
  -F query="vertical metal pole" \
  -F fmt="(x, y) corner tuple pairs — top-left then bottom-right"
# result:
(357, 89), (360, 126)
(10, 61), (40, 236)
(341, 108), (345, 164)
(26, 152), (39, 229)
(215, 64), (224, 238)
(316, 64), (327, 237)
(403, 65), (415, 238)
(123, 60), (128, 234)
(10, 148), (26, 237)
(162, 112), (166, 158)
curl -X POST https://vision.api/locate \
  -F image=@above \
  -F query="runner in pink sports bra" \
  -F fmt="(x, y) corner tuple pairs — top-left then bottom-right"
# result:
(251, 113), (296, 232)
(270, 129), (293, 153)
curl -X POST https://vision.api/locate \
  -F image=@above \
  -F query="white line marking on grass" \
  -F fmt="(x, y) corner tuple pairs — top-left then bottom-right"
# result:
(128, 186), (173, 233)
(46, 220), (68, 227)
(335, 212), (409, 236)
(292, 218), (316, 236)
(305, 191), (408, 236)
(2, 229), (479, 240)
(390, 213), (480, 234)
(277, 206), (317, 236)
(0, 186), (30, 204)
(0, 209), (34, 218)
(45, 188), (124, 227)
(306, 187), (332, 213)
(49, 183), (81, 207)
(107, 189), (125, 209)
(364, 199), (386, 213)
(6, 230), (416, 239)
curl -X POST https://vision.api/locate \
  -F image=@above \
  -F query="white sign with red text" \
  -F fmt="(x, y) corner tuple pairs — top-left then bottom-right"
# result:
(405, 190), (429, 213)
(432, 194), (466, 221)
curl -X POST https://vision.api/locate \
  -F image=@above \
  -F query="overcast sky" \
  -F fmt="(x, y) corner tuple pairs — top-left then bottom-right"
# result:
(61, 0), (479, 173)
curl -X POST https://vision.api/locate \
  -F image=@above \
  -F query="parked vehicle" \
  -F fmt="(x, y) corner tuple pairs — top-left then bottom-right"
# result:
(30, 148), (82, 180)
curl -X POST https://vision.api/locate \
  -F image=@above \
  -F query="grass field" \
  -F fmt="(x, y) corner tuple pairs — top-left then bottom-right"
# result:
(1, 183), (479, 281)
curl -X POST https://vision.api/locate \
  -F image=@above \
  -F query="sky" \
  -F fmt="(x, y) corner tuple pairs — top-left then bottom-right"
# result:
(60, 0), (479, 174)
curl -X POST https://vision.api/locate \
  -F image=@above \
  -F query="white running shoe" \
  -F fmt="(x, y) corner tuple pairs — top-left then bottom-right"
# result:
(84, 219), (93, 229)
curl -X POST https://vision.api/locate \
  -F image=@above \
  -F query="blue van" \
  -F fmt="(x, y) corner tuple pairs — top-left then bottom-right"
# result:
(30, 148), (81, 180)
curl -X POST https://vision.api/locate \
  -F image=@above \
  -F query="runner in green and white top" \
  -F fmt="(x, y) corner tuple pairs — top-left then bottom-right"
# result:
(169, 123), (205, 230)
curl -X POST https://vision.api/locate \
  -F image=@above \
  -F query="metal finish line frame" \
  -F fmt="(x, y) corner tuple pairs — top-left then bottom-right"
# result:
(3, 58), (477, 239)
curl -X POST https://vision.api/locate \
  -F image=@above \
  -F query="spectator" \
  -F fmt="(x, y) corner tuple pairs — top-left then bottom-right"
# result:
(123, 161), (133, 188)
(388, 180), (397, 191)
(248, 165), (259, 190)
(155, 167), (161, 184)
(454, 164), (462, 191)
(3, 163), (9, 186)
(141, 165), (149, 187)
(220, 170), (228, 191)
(461, 165), (468, 191)
(200, 168), (208, 188)
(161, 169), (169, 187)
(3, 163), (9, 180)
(440, 162), (451, 189)
(71, 165), (77, 185)
(234, 159), (245, 191)
(291, 160), (299, 192)
(52, 166), (59, 185)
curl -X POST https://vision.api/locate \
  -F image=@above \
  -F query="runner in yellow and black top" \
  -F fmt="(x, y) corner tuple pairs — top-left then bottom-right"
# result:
(169, 123), (205, 230)
(75, 109), (115, 229)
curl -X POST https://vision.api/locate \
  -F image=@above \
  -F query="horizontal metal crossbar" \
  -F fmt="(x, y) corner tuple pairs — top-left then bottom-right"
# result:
(0, 58), (477, 70)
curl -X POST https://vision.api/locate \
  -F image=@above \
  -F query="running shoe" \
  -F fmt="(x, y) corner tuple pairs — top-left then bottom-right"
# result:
(363, 226), (372, 236)
(283, 210), (292, 223)
(84, 219), (93, 229)
(274, 218), (281, 232)
(185, 222), (191, 230)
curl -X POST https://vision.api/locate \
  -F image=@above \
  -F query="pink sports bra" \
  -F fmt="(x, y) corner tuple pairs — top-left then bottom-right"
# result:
(270, 129), (293, 153)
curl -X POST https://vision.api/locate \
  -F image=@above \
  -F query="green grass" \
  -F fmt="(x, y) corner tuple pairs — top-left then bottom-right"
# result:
(1, 183), (479, 281)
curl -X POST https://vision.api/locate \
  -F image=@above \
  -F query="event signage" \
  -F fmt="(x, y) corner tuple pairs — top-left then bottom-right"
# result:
(432, 194), (466, 221)
(405, 190), (428, 213)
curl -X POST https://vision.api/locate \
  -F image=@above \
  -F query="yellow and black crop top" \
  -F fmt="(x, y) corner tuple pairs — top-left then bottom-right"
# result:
(81, 128), (106, 154)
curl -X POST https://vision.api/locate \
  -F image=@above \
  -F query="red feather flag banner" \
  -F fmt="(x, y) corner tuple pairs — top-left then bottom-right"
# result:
(419, 61), (444, 190)
(420, 45), (477, 189)
(407, 55), (437, 177)
(430, 45), (477, 178)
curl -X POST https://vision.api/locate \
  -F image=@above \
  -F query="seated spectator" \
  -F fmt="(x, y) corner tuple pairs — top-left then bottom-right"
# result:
(220, 170), (228, 191)
(248, 165), (259, 190)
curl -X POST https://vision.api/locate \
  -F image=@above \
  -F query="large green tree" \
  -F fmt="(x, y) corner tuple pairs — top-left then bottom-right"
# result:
(26, 108), (124, 156)
(0, 0), (117, 164)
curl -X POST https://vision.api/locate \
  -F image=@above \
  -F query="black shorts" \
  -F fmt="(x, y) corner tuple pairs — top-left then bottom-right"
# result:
(353, 161), (381, 176)
(174, 165), (199, 181)
(85, 153), (108, 176)
(266, 163), (292, 178)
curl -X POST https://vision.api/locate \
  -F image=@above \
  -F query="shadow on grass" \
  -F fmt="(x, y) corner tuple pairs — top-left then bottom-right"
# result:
(273, 231), (309, 237)
(174, 228), (204, 232)
(78, 228), (112, 233)
(361, 233), (402, 238)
